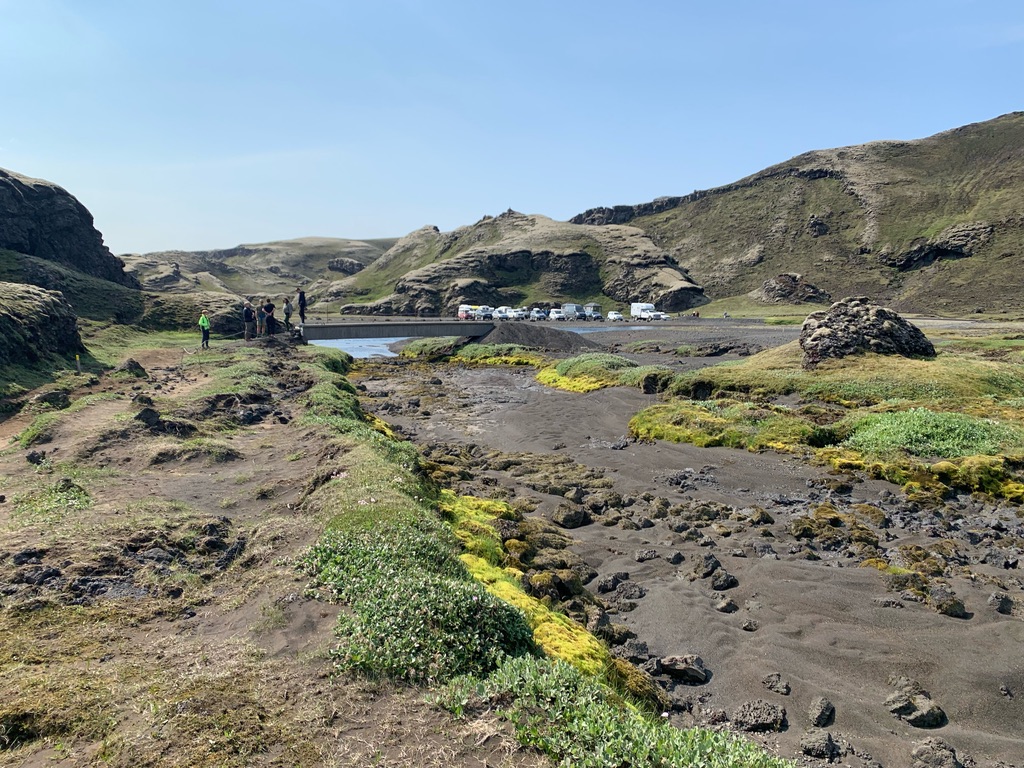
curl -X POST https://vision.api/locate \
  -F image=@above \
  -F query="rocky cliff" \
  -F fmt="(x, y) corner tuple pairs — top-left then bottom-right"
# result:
(333, 211), (706, 315)
(0, 281), (85, 370)
(0, 168), (138, 289)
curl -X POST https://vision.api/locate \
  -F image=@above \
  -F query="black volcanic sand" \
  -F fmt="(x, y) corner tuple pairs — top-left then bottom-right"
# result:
(361, 319), (1024, 768)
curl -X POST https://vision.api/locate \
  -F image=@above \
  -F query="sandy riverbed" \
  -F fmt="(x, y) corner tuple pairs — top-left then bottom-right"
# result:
(356, 318), (1024, 768)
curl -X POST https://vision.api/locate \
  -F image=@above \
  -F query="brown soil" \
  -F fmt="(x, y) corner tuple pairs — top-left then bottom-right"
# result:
(357, 318), (1024, 768)
(0, 339), (546, 767)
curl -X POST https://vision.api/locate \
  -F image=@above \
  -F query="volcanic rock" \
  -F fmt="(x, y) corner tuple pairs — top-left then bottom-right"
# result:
(0, 282), (86, 368)
(910, 737), (967, 768)
(732, 699), (787, 732)
(886, 677), (947, 728)
(660, 654), (709, 684)
(800, 729), (839, 760)
(799, 297), (935, 369)
(753, 273), (831, 304)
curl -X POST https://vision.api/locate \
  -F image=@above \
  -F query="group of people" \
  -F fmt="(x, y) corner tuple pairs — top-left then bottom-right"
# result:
(197, 288), (308, 348)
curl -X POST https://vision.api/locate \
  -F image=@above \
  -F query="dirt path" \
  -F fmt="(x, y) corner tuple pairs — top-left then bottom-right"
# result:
(357, 323), (1024, 768)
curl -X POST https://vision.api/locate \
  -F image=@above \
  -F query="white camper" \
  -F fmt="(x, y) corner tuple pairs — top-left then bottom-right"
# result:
(630, 302), (656, 320)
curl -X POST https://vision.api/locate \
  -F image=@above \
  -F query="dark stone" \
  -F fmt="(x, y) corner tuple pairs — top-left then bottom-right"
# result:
(800, 729), (839, 760)
(710, 569), (738, 591)
(732, 699), (786, 732)
(762, 672), (791, 695)
(551, 504), (589, 529)
(910, 737), (966, 768)
(634, 548), (658, 563)
(31, 390), (71, 409)
(114, 358), (147, 377)
(690, 552), (721, 579)
(800, 297), (935, 369)
(807, 696), (835, 727)
(886, 677), (947, 728)
(660, 654), (709, 684)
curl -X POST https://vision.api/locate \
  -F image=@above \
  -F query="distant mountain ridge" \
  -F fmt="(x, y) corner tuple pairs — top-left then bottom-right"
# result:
(3, 112), (1024, 323)
(121, 236), (397, 297)
(570, 111), (1024, 314)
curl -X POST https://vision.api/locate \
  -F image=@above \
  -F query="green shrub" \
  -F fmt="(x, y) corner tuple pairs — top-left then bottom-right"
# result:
(555, 353), (638, 378)
(438, 656), (793, 768)
(842, 407), (1024, 459)
(304, 515), (534, 684)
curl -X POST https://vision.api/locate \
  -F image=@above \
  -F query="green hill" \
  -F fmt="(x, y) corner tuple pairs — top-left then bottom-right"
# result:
(121, 236), (396, 299)
(572, 111), (1024, 315)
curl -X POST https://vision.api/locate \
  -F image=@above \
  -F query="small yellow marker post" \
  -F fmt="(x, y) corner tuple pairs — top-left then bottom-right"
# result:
(76, 354), (81, 373)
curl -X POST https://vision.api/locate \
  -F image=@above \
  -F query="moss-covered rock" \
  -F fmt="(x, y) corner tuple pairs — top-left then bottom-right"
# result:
(0, 281), (84, 370)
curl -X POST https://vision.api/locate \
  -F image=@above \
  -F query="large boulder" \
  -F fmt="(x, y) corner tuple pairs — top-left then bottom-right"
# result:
(0, 168), (138, 289)
(0, 281), (85, 368)
(751, 273), (831, 304)
(800, 296), (935, 369)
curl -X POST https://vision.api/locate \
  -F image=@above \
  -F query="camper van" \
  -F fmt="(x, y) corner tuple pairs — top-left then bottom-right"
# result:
(457, 304), (475, 320)
(630, 302), (657, 320)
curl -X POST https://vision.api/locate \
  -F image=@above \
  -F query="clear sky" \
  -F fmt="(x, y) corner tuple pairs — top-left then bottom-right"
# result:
(2, 0), (1022, 255)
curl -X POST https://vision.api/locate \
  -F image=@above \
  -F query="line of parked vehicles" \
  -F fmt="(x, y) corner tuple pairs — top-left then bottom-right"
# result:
(455, 302), (671, 322)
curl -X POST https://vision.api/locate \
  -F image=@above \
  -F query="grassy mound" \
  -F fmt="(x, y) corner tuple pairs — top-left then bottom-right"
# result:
(631, 337), (1024, 500)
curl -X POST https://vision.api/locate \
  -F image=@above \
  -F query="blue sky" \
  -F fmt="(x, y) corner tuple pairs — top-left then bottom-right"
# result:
(2, 0), (1022, 254)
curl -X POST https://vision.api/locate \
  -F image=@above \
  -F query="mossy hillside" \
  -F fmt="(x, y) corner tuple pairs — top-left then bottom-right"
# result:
(621, 113), (1024, 314)
(299, 355), (535, 684)
(0, 249), (145, 323)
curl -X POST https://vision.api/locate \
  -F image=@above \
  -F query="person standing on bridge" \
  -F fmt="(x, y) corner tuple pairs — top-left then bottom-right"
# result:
(242, 301), (256, 342)
(282, 297), (293, 331)
(263, 298), (277, 336)
(297, 288), (307, 325)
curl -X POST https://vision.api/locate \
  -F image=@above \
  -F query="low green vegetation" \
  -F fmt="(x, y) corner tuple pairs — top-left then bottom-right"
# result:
(438, 656), (793, 768)
(842, 408), (1024, 459)
(401, 338), (546, 366)
(625, 339), (1024, 501)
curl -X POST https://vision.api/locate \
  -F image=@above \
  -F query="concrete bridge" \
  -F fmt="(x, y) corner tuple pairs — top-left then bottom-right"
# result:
(300, 319), (495, 341)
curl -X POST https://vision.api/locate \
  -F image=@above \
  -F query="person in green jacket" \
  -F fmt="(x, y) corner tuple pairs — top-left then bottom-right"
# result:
(199, 310), (211, 349)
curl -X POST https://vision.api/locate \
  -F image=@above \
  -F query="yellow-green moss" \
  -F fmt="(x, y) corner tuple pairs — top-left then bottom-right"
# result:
(537, 367), (608, 393)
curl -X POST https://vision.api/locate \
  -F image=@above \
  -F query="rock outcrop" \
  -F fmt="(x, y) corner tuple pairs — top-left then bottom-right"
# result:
(800, 297), (935, 369)
(0, 281), (85, 368)
(338, 213), (706, 316)
(751, 273), (831, 304)
(0, 168), (138, 289)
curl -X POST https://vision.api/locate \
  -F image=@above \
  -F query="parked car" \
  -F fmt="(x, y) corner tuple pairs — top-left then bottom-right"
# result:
(607, 311), (624, 322)
(475, 305), (494, 320)
(529, 308), (547, 321)
(561, 303), (585, 321)
(457, 304), (475, 320)
(650, 311), (670, 321)
(511, 308), (528, 320)
(583, 303), (603, 321)
(548, 308), (566, 321)
(493, 306), (512, 320)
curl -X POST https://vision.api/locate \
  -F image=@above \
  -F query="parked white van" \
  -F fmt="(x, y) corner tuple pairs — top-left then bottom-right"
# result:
(630, 302), (657, 320)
